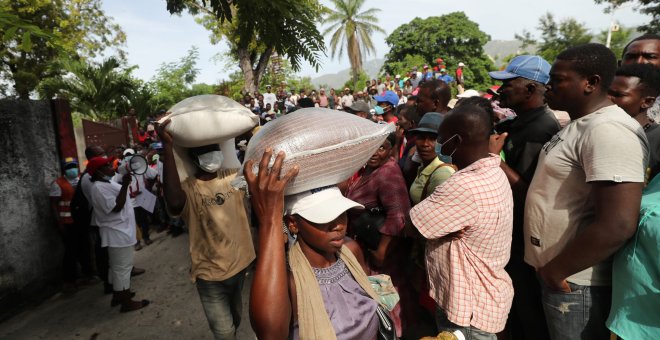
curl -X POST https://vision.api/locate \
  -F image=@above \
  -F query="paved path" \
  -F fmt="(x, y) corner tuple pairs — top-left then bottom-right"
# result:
(0, 232), (256, 340)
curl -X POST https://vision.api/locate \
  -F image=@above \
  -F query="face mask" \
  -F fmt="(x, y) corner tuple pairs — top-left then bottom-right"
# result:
(197, 150), (223, 173)
(437, 134), (460, 161)
(64, 168), (79, 179)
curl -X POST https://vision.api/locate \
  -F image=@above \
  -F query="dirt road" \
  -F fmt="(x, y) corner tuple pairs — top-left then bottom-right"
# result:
(0, 232), (256, 340)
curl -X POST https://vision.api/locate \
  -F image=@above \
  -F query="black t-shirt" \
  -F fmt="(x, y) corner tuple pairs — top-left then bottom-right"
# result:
(495, 105), (561, 259)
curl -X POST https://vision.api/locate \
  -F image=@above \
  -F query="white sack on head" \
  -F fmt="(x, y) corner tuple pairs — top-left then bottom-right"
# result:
(158, 94), (259, 148)
(172, 138), (241, 183)
(239, 108), (395, 195)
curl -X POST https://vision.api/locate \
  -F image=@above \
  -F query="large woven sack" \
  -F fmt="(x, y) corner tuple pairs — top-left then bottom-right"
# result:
(158, 94), (259, 148)
(239, 108), (395, 195)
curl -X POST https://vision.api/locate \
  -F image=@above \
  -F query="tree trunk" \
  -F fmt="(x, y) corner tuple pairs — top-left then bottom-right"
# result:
(237, 46), (274, 94)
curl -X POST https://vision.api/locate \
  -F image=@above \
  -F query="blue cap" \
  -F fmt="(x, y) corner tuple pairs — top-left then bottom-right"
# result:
(489, 55), (551, 84)
(374, 90), (399, 107)
(409, 112), (443, 134)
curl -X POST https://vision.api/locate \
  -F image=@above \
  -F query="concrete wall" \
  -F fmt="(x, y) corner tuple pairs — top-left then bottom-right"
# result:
(0, 100), (63, 320)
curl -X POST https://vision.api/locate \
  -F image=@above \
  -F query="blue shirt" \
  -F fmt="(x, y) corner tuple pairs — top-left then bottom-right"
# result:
(437, 74), (454, 84)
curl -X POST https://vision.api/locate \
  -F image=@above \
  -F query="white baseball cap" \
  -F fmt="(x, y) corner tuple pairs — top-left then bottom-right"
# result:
(458, 62), (466, 67)
(123, 148), (135, 156)
(285, 186), (363, 224)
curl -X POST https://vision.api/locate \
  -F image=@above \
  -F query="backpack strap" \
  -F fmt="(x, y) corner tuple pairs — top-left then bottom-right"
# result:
(421, 162), (457, 200)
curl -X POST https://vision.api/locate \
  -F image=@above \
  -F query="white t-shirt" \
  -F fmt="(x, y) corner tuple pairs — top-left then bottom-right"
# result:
(524, 105), (648, 286)
(263, 92), (277, 109)
(113, 167), (158, 208)
(90, 180), (137, 247)
(49, 177), (79, 197)
(341, 94), (354, 108)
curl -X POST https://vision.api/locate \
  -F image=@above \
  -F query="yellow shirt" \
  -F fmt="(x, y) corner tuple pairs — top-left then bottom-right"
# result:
(409, 157), (455, 205)
(181, 169), (255, 282)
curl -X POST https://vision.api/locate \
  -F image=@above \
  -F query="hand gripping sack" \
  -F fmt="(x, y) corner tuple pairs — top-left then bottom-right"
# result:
(239, 108), (395, 195)
(158, 94), (259, 148)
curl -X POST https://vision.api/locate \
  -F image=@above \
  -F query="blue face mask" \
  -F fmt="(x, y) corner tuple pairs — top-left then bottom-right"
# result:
(437, 134), (461, 163)
(64, 168), (79, 179)
(435, 143), (453, 164)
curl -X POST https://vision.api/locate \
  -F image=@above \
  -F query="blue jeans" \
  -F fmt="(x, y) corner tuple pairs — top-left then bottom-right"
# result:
(435, 308), (496, 340)
(541, 281), (611, 340)
(196, 270), (246, 340)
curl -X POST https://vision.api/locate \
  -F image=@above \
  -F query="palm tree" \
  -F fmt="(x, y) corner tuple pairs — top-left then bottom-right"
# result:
(322, 0), (385, 88)
(39, 57), (137, 121)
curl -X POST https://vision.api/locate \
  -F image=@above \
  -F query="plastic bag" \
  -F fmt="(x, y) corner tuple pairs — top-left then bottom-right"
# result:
(238, 108), (395, 195)
(158, 94), (259, 148)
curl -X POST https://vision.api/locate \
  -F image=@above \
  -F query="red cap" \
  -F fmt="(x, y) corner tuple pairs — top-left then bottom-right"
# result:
(87, 156), (115, 175)
(436, 58), (443, 63)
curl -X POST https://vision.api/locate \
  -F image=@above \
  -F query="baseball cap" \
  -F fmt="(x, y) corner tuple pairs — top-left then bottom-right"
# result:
(374, 90), (399, 107)
(457, 89), (480, 98)
(458, 62), (465, 67)
(62, 157), (78, 167)
(410, 112), (443, 135)
(86, 156), (115, 175)
(285, 186), (363, 224)
(423, 64), (429, 69)
(349, 101), (370, 113)
(123, 148), (135, 156)
(395, 74), (401, 78)
(489, 55), (551, 84)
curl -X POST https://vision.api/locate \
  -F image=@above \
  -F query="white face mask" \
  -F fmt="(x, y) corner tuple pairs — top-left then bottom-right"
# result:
(197, 151), (223, 173)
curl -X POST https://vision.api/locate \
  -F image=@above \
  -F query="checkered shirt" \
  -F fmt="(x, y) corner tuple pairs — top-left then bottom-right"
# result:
(410, 155), (514, 333)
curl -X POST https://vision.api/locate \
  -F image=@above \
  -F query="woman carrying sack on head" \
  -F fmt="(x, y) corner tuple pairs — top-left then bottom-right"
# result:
(247, 149), (394, 340)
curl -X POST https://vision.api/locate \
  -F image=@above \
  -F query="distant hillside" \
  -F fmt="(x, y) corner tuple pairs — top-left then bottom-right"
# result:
(310, 58), (384, 89)
(309, 40), (535, 86)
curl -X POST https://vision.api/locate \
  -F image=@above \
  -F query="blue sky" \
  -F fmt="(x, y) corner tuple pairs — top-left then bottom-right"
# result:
(102, 0), (651, 84)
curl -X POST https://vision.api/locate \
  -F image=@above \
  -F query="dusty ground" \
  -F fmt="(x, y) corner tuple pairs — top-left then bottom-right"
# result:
(0, 231), (256, 340)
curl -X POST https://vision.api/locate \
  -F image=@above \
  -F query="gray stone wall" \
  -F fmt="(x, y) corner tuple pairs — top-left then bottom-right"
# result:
(0, 100), (63, 319)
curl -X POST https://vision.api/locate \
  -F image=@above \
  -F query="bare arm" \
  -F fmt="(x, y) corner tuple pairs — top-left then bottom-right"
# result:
(156, 119), (186, 215)
(538, 181), (642, 292)
(247, 149), (299, 340)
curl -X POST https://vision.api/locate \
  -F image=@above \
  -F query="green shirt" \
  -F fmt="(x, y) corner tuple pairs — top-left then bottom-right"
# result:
(607, 175), (660, 339)
(409, 157), (455, 205)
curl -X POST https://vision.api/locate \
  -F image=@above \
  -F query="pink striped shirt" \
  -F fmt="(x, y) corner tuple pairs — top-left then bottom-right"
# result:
(410, 155), (514, 333)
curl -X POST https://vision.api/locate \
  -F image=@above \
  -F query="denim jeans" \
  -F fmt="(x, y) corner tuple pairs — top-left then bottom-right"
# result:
(435, 308), (496, 340)
(196, 270), (246, 340)
(541, 281), (611, 340)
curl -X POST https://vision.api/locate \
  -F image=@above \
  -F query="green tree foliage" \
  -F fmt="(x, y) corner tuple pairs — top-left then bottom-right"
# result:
(383, 12), (496, 91)
(598, 25), (634, 58)
(38, 57), (136, 121)
(384, 54), (427, 79)
(149, 47), (216, 109)
(342, 71), (370, 92)
(0, 0), (126, 99)
(515, 13), (593, 62)
(166, 0), (325, 93)
(595, 0), (659, 33)
(322, 0), (385, 86)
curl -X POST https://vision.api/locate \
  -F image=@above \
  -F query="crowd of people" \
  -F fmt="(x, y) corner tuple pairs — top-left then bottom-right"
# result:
(47, 34), (660, 340)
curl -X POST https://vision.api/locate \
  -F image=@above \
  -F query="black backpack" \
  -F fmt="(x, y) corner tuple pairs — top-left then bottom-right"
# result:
(71, 172), (93, 227)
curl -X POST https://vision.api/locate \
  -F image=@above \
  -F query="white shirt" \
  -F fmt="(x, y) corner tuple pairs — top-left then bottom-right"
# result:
(263, 92), (277, 109)
(113, 166), (158, 207)
(90, 180), (137, 247)
(341, 94), (354, 108)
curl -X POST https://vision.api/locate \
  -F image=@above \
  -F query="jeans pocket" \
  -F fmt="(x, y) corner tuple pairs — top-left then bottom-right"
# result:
(542, 284), (586, 339)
